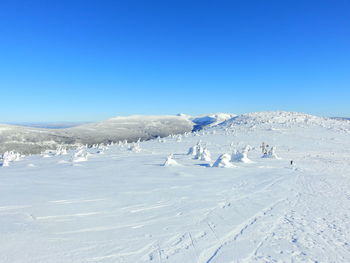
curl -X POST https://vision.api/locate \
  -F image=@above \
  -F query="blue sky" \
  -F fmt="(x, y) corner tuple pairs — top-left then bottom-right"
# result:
(0, 0), (349, 122)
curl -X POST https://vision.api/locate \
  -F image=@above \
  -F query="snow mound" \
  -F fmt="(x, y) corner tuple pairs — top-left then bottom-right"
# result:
(163, 154), (179, 166)
(71, 149), (90, 163)
(212, 153), (235, 168)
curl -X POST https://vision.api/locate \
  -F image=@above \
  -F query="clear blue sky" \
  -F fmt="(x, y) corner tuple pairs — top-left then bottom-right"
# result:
(0, 0), (349, 122)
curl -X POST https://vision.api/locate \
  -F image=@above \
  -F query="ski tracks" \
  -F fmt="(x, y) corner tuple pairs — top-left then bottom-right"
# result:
(197, 198), (289, 263)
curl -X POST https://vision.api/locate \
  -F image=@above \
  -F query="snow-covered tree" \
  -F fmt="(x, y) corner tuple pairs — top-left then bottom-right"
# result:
(200, 148), (211, 162)
(212, 153), (235, 168)
(1, 151), (22, 167)
(56, 146), (68, 156)
(188, 141), (203, 157)
(194, 143), (204, 160)
(163, 154), (179, 166)
(232, 145), (253, 163)
(128, 143), (141, 152)
(187, 145), (197, 156)
(262, 146), (280, 159)
(71, 149), (90, 162)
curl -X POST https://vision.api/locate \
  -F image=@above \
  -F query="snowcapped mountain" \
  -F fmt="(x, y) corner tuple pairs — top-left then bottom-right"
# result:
(1, 111), (350, 263)
(219, 111), (350, 132)
(1, 111), (349, 155)
(63, 115), (194, 144)
(331, 117), (350, 121)
(189, 113), (236, 131)
(0, 124), (78, 155)
(6, 122), (89, 129)
(0, 115), (193, 154)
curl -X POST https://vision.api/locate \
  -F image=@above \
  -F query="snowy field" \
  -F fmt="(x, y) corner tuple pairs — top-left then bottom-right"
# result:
(1, 112), (350, 263)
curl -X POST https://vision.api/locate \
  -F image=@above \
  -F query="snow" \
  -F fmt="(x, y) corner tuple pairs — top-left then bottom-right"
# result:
(194, 143), (204, 160)
(0, 115), (193, 154)
(71, 148), (90, 163)
(163, 154), (179, 166)
(221, 111), (350, 133)
(0, 111), (350, 262)
(212, 153), (235, 168)
(191, 113), (236, 131)
(0, 151), (22, 167)
(262, 146), (281, 159)
(129, 143), (142, 153)
(231, 145), (254, 163)
(187, 145), (197, 156)
(200, 148), (211, 162)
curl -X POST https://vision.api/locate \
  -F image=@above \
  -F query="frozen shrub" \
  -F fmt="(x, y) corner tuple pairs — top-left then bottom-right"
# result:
(163, 154), (179, 166)
(262, 146), (280, 159)
(128, 143), (141, 152)
(194, 144), (204, 160)
(56, 146), (68, 156)
(71, 149), (90, 162)
(200, 148), (211, 162)
(187, 145), (197, 155)
(212, 153), (235, 168)
(232, 145), (253, 163)
(1, 151), (21, 167)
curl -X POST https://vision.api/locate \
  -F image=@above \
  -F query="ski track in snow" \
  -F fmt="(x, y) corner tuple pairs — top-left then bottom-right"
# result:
(1, 112), (350, 263)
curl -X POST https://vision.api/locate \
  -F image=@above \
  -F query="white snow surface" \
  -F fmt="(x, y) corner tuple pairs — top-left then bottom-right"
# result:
(1, 111), (350, 263)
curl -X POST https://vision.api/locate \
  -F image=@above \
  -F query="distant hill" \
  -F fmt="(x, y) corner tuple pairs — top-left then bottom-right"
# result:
(6, 122), (90, 129)
(0, 115), (193, 154)
(330, 117), (350, 121)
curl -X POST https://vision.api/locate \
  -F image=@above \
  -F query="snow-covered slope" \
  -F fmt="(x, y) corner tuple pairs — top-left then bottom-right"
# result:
(331, 117), (350, 121)
(0, 115), (193, 154)
(220, 111), (350, 132)
(1, 111), (350, 263)
(67, 115), (193, 144)
(190, 113), (236, 131)
(0, 124), (78, 155)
